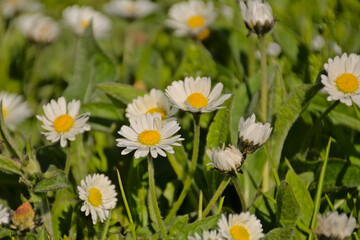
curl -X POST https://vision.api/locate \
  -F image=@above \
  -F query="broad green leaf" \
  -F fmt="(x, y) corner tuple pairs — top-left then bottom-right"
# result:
(267, 83), (322, 168)
(268, 65), (287, 119)
(34, 165), (68, 193)
(82, 102), (123, 120)
(37, 226), (50, 240)
(97, 83), (146, 105)
(149, 215), (189, 239)
(249, 187), (277, 225)
(176, 215), (221, 239)
(0, 228), (14, 238)
(273, 24), (299, 62)
(63, 25), (118, 102)
(276, 181), (301, 228)
(264, 227), (293, 240)
(0, 154), (22, 175)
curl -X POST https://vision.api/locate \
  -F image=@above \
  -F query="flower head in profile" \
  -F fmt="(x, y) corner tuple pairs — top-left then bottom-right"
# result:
(117, 113), (183, 158)
(62, 5), (111, 38)
(36, 97), (90, 147)
(0, 204), (9, 225)
(315, 211), (358, 240)
(16, 13), (60, 44)
(104, 0), (158, 20)
(218, 212), (264, 240)
(238, 114), (272, 154)
(166, 0), (216, 40)
(1, 0), (42, 19)
(321, 53), (360, 107)
(165, 76), (231, 113)
(78, 174), (117, 225)
(188, 230), (223, 240)
(207, 145), (244, 174)
(0, 91), (32, 129)
(126, 89), (177, 122)
(239, 0), (275, 36)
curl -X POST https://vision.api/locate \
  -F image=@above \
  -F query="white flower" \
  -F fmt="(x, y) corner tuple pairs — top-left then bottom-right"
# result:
(78, 174), (117, 225)
(207, 145), (244, 174)
(312, 35), (325, 51)
(239, 0), (275, 36)
(0, 91), (31, 129)
(36, 97), (91, 147)
(321, 53), (360, 107)
(1, 0), (42, 19)
(188, 230), (223, 240)
(331, 41), (342, 55)
(165, 76), (231, 113)
(104, 0), (158, 19)
(116, 113), (183, 158)
(220, 5), (234, 21)
(126, 89), (177, 122)
(238, 114), (272, 154)
(218, 212), (264, 240)
(62, 5), (111, 38)
(0, 204), (9, 224)
(16, 13), (60, 44)
(267, 42), (281, 57)
(166, 0), (216, 40)
(315, 212), (358, 240)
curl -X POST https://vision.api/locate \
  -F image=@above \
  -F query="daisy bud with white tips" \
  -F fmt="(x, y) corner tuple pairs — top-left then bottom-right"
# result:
(238, 114), (272, 154)
(0, 204), (9, 225)
(315, 211), (358, 240)
(207, 145), (244, 174)
(239, 0), (276, 36)
(188, 230), (223, 240)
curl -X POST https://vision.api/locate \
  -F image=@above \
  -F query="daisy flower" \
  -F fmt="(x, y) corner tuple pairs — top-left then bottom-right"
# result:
(126, 89), (177, 122)
(207, 144), (244, 174)
(116, 113), (183, 158)
(312, 35), (325, 51)
(239, 0), (275, 36)
(315, 211), (358, 240)
(165, 76), (231, 113)
(0, 91), (31, 129)
(0, 204), (9, 225)
(104, 0), (158, 19)
(218, 212), (264, 240)
(36, 97), (90, 147)
(62, 5), (111, 38)
(16, 13), (60, 44)
(1, 0), (42, 19)
(238, 114), (272, 154)
(166, 0), (216, 40)
(321, 53), (360, 106)
(188, 230), (223, 240)
(78, 174), (117, 225)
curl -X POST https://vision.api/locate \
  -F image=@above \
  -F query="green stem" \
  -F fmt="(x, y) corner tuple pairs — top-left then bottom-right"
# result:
(64, 146), (71, 176)
(147, 155), (167, 239)
(100, 212), (111, 240)
(202, 175), (231, 218)
(230, 174), (246, 211)
(165, 114), (200, 221)
(308, 138), (332, 240)
(198, 191), (203, 221)
(40, 194), (53, 237)
(116, 169), (136, 240)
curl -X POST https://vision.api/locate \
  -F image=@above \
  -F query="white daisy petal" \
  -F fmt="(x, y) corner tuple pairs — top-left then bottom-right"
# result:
(207, 145), (244, 173)
(104, 0), (158, 19)
(187, 230), (223, 240)
(0, 204), (9, 224)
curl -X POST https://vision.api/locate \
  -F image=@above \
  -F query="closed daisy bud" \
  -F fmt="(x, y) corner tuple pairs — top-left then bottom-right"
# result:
(36, 97), (91, 148)
(237, 114), (272, 154)
(0, 204), (9, 225)
(321, 53), (360, 107)
(165, 76), (231, 113)
(11, 202), (35, 231)
(104, 0), (158, 20)
(207, 145), (244, 174)
(1, 0), (42, 19)
(315, 212), (358, 240)
(188, 230), (223, 240)
(78, 174), (118, 225)
(239, 0), (275, 36)
(218, 212), (264, 240)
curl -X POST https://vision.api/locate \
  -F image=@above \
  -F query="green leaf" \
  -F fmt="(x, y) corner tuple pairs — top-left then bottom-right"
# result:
(63, 24), (118, 102)
(82, 102), (123, 120)
(268, 65), (287, 119)
(97, 83), (146, 105)
(176, 215), (221, 239)
(34, 165), (69, 193)
(230, 83), (249, 144)
(0, 154), (22, 175)
(264, 228), (293, 240)
(267, 83), (322, 168)
(0, 228), (15, 238)
(167, 215), (189, 239)
(37, 226), (50, 240)
(276, 181), (301, 228)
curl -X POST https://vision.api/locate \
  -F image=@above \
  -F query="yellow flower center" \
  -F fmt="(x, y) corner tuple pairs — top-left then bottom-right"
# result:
(230, 225), (250, 240)
(197, 28), (210, 41)
(138, 130), (161, 146)
(145, 107), (167, 120)
(2, 109), (7, 118)
(81, 20), (90, 28)
(186, 92), (208, 109)
(187, 15), (205, 29)
(53, 114), (74, 133)
(336, 73), (359, 93)
(88, 188), (102, 207)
